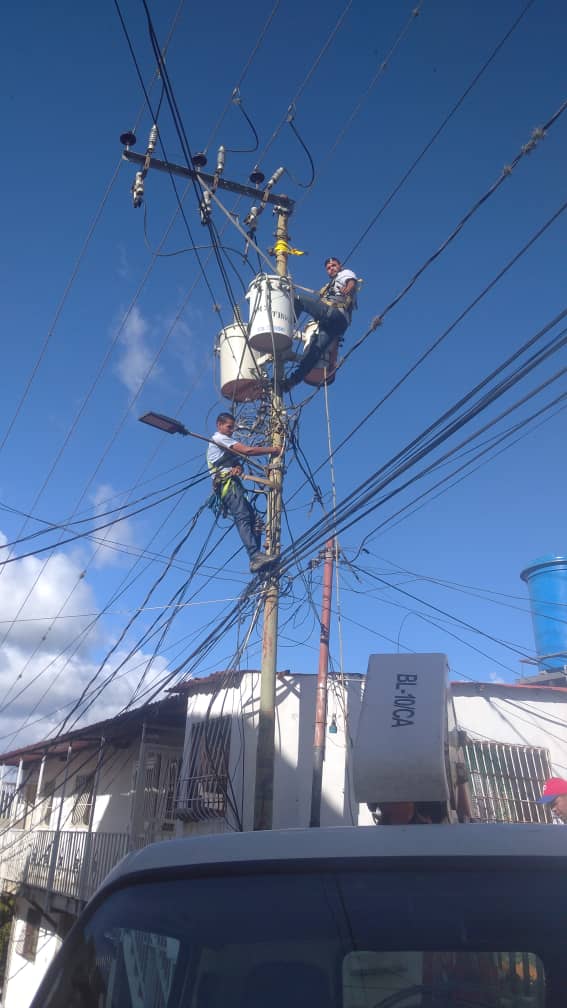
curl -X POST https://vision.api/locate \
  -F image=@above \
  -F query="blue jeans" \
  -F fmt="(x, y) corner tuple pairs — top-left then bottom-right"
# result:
(223, 480), (260, 559)
(288, 293), (348, 385)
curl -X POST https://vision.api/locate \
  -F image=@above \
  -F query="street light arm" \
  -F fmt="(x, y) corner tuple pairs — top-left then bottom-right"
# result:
(138, 413), (267, 473)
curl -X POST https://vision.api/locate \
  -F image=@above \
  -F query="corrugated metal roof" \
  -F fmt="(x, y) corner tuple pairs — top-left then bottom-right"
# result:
(0, 693), (187, 765)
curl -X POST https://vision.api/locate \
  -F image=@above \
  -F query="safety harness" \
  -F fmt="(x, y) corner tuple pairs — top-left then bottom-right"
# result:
(207, 443), (246, 517)
(318, 276), (359, 318)
(208, 458), (238, 504)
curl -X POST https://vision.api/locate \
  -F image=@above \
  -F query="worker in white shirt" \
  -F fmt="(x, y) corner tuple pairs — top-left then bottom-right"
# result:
(282, 257), (358, 390)
(207, 413), (281, 574)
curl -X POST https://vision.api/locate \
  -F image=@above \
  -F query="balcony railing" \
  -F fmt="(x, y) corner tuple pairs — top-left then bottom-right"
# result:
(0, 828), (144, 903)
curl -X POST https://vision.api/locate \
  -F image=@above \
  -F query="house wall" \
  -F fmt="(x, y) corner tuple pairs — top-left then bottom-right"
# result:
(453, 686), (567, 773)
(3, 896), (61, 1008)
(10, 738), (183, 840)
(0, 739), (182, 1007)
(178, 673), (373, 834)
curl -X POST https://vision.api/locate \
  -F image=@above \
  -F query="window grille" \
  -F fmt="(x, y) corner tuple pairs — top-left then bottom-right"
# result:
(464, 740), (552, 823)
(163, 759), (179, 825)
(0, 784), (15, 820)
(175, 717), (231, 821)
(142, 757), (161, 821)
(17, 907), (41, 961)
(71, 774), (95, 826)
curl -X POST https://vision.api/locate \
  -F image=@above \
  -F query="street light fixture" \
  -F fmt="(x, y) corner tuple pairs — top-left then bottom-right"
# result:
(139, 412), (189, 436)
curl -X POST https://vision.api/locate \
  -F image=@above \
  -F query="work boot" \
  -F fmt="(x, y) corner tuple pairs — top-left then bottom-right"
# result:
(249, 552), (278, 574)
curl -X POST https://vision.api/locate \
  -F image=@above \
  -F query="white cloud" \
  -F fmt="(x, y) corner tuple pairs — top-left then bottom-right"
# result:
(0, 643), (170, 749)
(115, 305), (161, 396)
(89, 483), (138, 570)
(0, 532), (170, 749)
(0, 533), (96, 653)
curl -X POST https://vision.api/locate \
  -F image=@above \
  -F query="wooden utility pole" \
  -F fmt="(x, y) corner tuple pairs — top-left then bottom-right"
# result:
(309, 539), (335, 827)
(120, 138), (295, 832)
(253, 206), (290, 831)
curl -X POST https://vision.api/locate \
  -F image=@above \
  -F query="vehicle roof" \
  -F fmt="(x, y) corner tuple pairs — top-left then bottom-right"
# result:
(102, 824), (565, 891)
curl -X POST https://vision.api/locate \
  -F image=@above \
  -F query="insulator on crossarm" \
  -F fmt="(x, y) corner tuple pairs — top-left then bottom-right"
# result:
(132, 171), (144, 208)
(265, 167), (284, 191)
(120, 131), (137, 149)
(249, 165), (265, 186)
(244, 205), (260, 227)
(216, 145), (225, 176)
(147, 125), (158, 154)
(200, 189), (212, 225)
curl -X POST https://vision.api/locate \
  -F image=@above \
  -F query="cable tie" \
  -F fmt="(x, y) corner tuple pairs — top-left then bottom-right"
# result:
(370, 315), (384, 331)
(502, 164), (513, 176)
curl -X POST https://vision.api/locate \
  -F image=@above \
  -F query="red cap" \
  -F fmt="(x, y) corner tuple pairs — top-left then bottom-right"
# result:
(537, 777), (567, 804)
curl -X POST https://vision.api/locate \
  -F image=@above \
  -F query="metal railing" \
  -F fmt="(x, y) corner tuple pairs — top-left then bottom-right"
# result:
(0, 828), (143, 903)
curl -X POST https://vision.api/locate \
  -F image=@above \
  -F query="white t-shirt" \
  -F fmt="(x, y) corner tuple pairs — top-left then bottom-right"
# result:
(328, 268), (357, 301)
(326, 268), (358, 323)
(207, 431), (238, 470)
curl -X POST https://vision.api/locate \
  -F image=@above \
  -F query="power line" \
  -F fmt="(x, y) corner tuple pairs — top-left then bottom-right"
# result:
(342, 0), (539, 263)
(257, 1), (354, 166)
(289, 198), (567, 503)
(203, 0), (282, 155)
(0, 0), (188, 462)
(277, 308), (567, 571)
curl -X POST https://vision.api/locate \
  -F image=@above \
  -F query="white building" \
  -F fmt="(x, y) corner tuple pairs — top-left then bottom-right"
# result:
(171, 670), (372, 835)
(453, 678), (567, 822)
(0, 694), (186, 1008)
(0, 663), (565, 1006)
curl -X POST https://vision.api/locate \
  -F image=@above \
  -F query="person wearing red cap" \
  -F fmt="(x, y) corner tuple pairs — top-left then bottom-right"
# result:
(537, 777), (567, 822)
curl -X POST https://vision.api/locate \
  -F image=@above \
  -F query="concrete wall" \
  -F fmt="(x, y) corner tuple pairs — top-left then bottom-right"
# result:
(3, 897), (62, 1008)
(453, 684), (567, 775)
(178, 673), (373, 834)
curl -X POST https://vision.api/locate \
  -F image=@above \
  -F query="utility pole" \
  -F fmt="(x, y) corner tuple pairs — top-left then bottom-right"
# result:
(120, 135), (295, 833)
(253, 207), (290, 831)
(309, 539), (335, 828)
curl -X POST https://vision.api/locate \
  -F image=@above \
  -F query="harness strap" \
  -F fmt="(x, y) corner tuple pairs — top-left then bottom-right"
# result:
(208, 463), (238, 500)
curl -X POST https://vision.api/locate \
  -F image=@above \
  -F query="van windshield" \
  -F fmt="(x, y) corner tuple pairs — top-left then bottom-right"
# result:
(36, 862), (566, 1008)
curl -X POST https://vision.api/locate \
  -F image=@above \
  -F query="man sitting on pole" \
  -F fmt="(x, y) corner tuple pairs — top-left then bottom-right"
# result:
(282, 256), (358, 390)
(207, 412), (281, 574)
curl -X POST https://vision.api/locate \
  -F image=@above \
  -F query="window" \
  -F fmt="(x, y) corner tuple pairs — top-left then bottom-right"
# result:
(464, 740), (552, 823)
(17, 907), (41, 962)
(42, 780), (55, 826)
(132, 756), (162, 822)
(132, 754), (180, 833)
(71, 774), (95, 827)
(175, 717), (231, 821)
(0, 784), (15, 820)
(32, 866), (567, 1008)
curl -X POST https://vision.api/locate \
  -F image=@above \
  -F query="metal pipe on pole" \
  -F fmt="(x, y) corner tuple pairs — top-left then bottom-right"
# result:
(253, 206), (290, 831)
(309, 540), (335, 828)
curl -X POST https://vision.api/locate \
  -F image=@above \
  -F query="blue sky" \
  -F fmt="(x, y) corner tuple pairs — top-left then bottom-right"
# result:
(0, 0), (566, 746)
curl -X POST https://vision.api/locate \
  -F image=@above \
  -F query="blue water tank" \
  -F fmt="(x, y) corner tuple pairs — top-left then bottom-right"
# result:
(520, 555), (567, 671)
